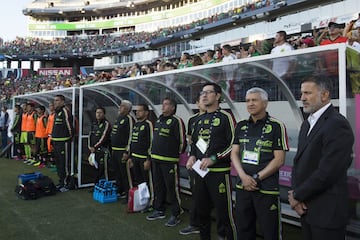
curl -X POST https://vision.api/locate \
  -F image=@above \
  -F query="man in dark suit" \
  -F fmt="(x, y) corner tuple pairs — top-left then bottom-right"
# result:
(288, 75), (354, 240)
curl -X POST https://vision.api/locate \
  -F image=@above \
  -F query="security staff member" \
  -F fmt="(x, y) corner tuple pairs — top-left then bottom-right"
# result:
(111, 100), (134, 201)
(88, 107), (111, 184)
(146, 97), (186, 228)
(52, 94), (73, 192)
(231, 87), (289, 240)
(187, 82), (237, 240)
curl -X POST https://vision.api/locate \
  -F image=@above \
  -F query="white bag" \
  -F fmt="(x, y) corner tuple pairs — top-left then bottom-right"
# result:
(138, 182), (150, 205)
(128, 184), (149, 212)
(88, 153), (98, 169)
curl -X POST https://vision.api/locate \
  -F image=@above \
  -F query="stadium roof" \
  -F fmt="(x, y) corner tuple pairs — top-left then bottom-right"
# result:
(23, 0), (182, 18)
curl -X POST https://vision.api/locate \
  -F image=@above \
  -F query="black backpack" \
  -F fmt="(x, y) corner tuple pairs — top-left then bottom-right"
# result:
(15, 175), (56, 200)
(36, 176), (57, 196)
(15, 181), (41, 200)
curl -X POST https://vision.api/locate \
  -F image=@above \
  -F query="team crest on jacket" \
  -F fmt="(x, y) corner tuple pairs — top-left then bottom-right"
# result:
(264, 124), (272, 134)
(140, 125), (145, 131)
(166, 119), (172, 125)
(120, 119), (125, 124)
(212, 118), (220, 126)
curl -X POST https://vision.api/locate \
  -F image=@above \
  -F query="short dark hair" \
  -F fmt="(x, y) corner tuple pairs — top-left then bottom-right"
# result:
(206, 50), (215, 58)
(55, 94), (65, 102)
(138, 104), (149, 112)
(222, 44), (232, 52)
(163, 97), (177, 114)
(182, 52), (191, 59)
(38, 105), (45, 112)
(277, 30), (287, 40)
(202, 82), (222, 95)
(301, 75), (333, 96)
(96, 107), (106, 114)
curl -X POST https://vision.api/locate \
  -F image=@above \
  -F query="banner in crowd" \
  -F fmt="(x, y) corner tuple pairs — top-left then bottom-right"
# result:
(0, 68), (30, 80)
(37, 67), (73, 76)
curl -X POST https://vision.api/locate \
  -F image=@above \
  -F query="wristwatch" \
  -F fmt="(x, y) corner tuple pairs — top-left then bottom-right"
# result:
(210, 155), (217, 162)
(252, 173), (261, 183)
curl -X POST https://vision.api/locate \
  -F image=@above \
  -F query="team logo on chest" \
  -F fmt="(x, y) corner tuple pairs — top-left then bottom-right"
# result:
(212, 118), (220, 126)
(264, 124), (272, 134)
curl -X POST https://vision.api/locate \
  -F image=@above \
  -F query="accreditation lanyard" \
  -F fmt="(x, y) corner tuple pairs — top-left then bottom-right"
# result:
(196, 110), (219, 157)
(241, 119), (269, 165)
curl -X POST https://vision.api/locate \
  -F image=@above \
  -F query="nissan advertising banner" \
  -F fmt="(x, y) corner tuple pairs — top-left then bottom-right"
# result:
(38, 67), (73, 76)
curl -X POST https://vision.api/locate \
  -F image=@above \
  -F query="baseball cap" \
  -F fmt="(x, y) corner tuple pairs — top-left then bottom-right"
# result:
(328, 22), (345, 28)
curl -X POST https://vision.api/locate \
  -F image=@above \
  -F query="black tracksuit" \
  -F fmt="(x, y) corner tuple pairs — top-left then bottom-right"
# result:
(129, 119), (154, 206)
(52, 105), (73, 187)
(190, 109), (237, 240)
(129, 119), (153, 185)
(111, 114), (134, 194)
(89, 118), (111, 183)
(11, 112), (22, 157)
(151, 114), (186, 217)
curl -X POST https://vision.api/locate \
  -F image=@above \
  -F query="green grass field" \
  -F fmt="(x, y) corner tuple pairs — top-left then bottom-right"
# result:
(0, 157), (302, 240)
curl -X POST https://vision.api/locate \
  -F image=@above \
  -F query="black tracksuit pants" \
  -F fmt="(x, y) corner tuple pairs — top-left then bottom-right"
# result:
(52, 141), (71, 186)
(112, 149), (130, 195)
(152, 160), (182, 217)
(193, 171), (237, 240)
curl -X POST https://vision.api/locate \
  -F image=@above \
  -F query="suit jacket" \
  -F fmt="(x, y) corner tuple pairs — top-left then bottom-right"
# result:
(292, 105), (354, 228)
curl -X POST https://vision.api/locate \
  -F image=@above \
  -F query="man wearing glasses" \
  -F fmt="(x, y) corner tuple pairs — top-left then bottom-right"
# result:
(187, 83), (237, 240)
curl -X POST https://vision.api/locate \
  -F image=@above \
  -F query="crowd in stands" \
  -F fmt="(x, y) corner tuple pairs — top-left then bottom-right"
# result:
(1, 10), (359, 103)
(0, 0), (279, 57)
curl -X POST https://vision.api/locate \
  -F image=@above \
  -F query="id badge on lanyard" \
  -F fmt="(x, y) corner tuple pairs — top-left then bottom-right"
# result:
(242, 150), (260, 165)
(196, 137), (208, 155)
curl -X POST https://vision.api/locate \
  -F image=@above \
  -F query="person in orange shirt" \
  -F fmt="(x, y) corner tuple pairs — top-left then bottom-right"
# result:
(46, 102), (56, 168)
(34, 106), (48, 168)
(22, 103), (37, 164)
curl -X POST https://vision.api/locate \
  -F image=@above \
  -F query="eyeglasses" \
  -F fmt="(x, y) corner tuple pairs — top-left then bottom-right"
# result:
(200, 90), (216, 96)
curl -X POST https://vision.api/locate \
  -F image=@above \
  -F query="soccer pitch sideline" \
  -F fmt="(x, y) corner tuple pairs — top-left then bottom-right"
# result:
(0, 157), (302, 240)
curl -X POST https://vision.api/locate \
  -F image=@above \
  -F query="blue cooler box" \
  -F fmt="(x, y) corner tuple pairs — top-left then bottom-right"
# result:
(18, 172), (43, 185)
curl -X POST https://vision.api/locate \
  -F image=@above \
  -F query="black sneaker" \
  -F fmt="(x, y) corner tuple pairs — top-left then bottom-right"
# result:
(165, 215), (180, 227)
(146, 210), (165, 221)
(179, 225), (200, 235)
